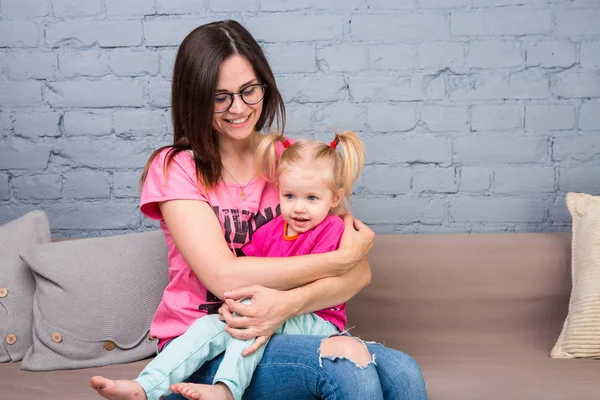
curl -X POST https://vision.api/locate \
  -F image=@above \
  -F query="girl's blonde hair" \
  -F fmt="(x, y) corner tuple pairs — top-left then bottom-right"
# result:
(255, 131), (365, 215)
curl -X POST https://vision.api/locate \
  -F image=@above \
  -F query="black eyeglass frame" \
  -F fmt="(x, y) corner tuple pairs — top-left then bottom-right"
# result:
(213, 83), (268, 113)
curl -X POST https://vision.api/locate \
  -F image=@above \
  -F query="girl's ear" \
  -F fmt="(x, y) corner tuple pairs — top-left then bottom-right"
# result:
(331, 188), (344, 208)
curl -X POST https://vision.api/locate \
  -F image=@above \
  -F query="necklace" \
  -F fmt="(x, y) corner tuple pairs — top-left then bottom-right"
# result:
(222, 166), (252, 201)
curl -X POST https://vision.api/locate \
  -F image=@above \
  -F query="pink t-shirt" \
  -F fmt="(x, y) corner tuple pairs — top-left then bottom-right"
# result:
(242, 215), (347, 332)
(140, 148), (282, 348)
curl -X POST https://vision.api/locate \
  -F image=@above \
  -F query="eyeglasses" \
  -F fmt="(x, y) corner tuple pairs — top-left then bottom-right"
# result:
(213, 83), (267, 113)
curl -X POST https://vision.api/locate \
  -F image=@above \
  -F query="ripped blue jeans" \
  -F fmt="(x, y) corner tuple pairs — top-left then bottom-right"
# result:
(163, 316), (429, 400)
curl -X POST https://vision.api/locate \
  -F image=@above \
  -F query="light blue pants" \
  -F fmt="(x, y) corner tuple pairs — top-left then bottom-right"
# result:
(135, 313), (338, 400)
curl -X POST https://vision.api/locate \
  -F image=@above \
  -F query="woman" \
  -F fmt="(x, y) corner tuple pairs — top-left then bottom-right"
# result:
(92, 20), (428, 400)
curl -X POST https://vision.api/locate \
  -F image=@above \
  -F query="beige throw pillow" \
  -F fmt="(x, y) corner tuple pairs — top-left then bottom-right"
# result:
(551, 192), (600, 359)
(20, 230), (169, 371)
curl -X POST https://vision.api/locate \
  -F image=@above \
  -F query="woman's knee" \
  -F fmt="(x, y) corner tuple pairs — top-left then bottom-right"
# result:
(319, 336), (374, 367)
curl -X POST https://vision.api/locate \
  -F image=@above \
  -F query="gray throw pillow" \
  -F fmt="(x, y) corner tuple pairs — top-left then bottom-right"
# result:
(20, 230), (169, 371)
(0, 211), (51, 362)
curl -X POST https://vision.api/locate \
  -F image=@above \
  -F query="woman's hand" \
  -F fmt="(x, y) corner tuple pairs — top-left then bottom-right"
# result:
(218, 285), (294, 356)
(336, 212), (375, 271)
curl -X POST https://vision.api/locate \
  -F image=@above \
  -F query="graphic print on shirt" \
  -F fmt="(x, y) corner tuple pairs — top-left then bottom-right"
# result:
(198, 204), (281, 314)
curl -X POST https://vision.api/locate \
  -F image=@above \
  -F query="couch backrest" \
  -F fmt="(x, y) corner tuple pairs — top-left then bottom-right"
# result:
(346, 232), (572, 352)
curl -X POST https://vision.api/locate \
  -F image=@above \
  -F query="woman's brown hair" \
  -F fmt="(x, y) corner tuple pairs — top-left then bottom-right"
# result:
(140, 20), (286, 191)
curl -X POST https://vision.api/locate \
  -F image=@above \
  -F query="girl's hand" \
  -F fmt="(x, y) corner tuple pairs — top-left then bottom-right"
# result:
(218, 285), (293, 356)
(337, 212), (375, 269)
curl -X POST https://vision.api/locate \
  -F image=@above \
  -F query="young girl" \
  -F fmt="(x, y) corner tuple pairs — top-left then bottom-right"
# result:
(92, 131), (365, 400)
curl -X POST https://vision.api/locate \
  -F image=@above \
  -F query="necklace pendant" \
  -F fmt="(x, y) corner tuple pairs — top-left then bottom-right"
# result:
(240, 190), (246, 200)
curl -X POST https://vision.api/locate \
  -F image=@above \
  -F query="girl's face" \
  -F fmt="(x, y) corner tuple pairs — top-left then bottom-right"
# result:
(278, 164), (343, 236)
(212, 54), (264, 143)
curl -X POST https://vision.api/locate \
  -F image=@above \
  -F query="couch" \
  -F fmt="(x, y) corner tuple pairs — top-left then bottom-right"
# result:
(2, 231), (599, 399)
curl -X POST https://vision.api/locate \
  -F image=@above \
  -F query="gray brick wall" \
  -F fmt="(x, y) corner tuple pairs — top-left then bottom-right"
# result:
(1, 0), (599, 237)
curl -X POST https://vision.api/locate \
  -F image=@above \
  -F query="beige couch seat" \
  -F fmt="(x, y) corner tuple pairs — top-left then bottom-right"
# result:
(2, 232), (599, 399)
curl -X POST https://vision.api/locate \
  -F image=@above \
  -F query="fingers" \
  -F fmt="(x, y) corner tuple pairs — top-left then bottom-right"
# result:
(242, 336), (269, 356)
(225, 298), (254, 317)
(224, 325), (258, 341)
(342, 212), (354, 229)
(223, 286), (258, 300)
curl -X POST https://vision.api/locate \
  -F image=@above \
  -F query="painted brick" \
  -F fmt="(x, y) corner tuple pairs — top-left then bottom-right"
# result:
(472, 0), (539, 6)
(47, 202), (140, 230)
(369, 0), (415, 9)
(420, 0), (467, 8)
(551, 70), (600, 98)
(471, 104), (524, 131)
(459, 167), (491, 192)
(7, 51), (56, 80)
(493, 167), (555, 193)
(579, 102), (600, 130)
(350, 74), (445, 102)
(159, 48), (178, 78)
(278, 75), (346, 103)
(454, 136), (549, 164)
(52, 138), (154, 169)
(0, 142), (51, 169)
(352, 14), (446, 41)
(319, 44), (367, 73)
(263, 44), (316, 74)
(12, 174), (61, 200)
(526, 104), (576, 131)
(418, 42), (464, 70)
(46, 20), (143, 47)
(353, 196), (446, 224)
(109, 50), (160, 77)
(0, 82), (43, 107)
(63, 170), (111, 199)
(553, 135), (600, 162)
(366, 135), (452, 164)
(284, 104), (314, 133)
(357, 165), (411, 195)
(63, 111), (112, 137)
(145, 80), (172, 108)
(144, 18), (211, 47)
(0, 174), (9, 201)
(468, 40), (523, 68)
(420, 105), (469, 132)
(451, 10), (551, 36)
(208, 0), (257, 11)
(526, 41), (577, 68)
(13, 112), (61, 138)
(369, 44), (416, 71)
(260, 0), (311, 11)
(245, 16), (343, 42)
(555, 10), (600, 37)
(114, 109), (165, 137)
(450, 197), (546, 223)
(413, 167), (458, 193)
(113, 171), (143, 198)
(448, 70), (550, 100)
(315, 103), (367, 133)
(549, 196), (570, 225)
(1, 0), (49, 17)
(53, 0), (102, 17)
(157, 0), (207, 13)
(46, 81), (144, 108)
(367, 104), (416, 132)
(580, 41), (600, 69)
(559, 167), (600, 194)
(0, 22), (39, 47)
(106, 0), (155, 16)
(58, 49), (110, 78)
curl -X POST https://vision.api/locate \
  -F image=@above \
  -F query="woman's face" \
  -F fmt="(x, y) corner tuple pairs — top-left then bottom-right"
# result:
(212, 54), (264, 143)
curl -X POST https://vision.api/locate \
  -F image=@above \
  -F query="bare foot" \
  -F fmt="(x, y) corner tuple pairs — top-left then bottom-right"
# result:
(169, 382), (234, 400)
(90, 376), (147, 400)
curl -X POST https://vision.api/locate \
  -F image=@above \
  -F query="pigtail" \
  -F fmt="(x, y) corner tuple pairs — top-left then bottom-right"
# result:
(255, 132), (286, 182)
(335, 130), (365, 201)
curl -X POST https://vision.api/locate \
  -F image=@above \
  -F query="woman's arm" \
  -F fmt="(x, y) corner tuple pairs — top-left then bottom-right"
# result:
(159, 199), (372, 299)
